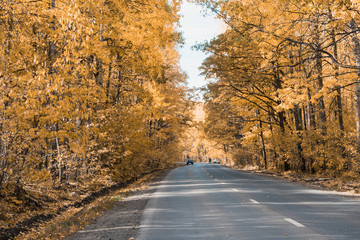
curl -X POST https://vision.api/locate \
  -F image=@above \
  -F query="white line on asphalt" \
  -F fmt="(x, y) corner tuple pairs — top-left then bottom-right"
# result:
(232, 189), (239, 192)
(249, 199), (260, 204)
(284, 218), (305, 227)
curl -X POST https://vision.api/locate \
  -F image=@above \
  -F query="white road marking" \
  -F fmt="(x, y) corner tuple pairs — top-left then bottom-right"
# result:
(232, 189), (239, 192)
(249, 199), (260, 204)
(284, 218), (305, 227)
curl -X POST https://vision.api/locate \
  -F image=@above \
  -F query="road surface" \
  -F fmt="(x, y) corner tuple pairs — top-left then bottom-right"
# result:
(136, 163), (360, 240)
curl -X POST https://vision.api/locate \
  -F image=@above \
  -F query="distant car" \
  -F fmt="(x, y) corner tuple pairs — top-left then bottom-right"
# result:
(186, 159), (194, 165)
(213, 159), (220, 164)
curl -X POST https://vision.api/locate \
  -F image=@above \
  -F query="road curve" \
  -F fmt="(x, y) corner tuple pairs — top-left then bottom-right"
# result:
(136, 163), (360, 240)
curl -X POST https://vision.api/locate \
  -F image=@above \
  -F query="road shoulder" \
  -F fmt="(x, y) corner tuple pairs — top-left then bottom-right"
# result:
(224, 164), (360, 198)
(63, 171), (168, 240)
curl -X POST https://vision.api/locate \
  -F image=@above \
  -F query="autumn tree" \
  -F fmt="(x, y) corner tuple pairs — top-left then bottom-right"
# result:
(196, 0), (360, 175)
(0, 0), (191, 227)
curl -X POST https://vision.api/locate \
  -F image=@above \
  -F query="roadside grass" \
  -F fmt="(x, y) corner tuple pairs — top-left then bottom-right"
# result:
(14, 170), (167, 240)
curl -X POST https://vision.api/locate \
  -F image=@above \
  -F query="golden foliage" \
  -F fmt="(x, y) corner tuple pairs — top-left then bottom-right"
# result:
(198, 0), (360, 176)
(0, 0), (191, 234)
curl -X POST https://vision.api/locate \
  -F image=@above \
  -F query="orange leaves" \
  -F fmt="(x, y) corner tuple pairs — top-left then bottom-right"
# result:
(198, 0), (360, 173)
(0, 1), (190, 230)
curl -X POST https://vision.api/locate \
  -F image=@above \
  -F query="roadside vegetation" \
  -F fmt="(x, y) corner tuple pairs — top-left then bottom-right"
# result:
(13, 170), (167, 240)
(195, 0), (360, 181)
(0, 0), (192, 238)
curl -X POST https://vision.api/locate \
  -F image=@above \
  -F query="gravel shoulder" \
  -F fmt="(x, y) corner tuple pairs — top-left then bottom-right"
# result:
(64, 172), (167, 240)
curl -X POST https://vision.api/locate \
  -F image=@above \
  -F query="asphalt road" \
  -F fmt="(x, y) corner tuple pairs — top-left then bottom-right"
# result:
(136, 163), (360, 240)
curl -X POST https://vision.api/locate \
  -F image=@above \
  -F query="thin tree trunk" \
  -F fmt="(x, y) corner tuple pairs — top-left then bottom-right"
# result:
(335, 87), (344, 131)
(302, 105), (307, 131)
(106, 63), (112, 103)
(55, 135), (62, 182)
(268, 111), (277, 166)
(273, 64), (286, 133)
(306, 88), (316, 130)
(272, 64), (288, 170)
(293, 104), (303, 131)
(223, 144), (228, 164)
(293, 104), (305, 171)
(350, 20), (360, 153)
(315, 21), (327, 132)
(259, 123), (267, 169)
(95, 56), (103, 86)
(255, 109), (267, 169)
(331, 27), (345, 132)
(355, 85), (360, 151)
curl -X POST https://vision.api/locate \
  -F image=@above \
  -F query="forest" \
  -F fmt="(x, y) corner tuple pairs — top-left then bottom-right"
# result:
(196, 0), (360, 176)
(2, 0), (360, 238)
(0, 0), (193, 234)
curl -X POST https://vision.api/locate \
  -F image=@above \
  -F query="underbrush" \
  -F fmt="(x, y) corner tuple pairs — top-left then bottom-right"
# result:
(0, 169), (168, 240)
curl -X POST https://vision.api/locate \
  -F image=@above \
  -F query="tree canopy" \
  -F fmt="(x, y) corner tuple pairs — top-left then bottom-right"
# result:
(196, 0), (360, 174)
(0, 0), (193, 228)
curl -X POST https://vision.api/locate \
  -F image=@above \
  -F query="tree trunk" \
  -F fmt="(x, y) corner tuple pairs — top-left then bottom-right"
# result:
(106, 63), (113, 103)
(268, 111), (278, 164)
(302, 105), (307, 130)
(314, 22), (327, 133)
(331, 28), (345, 132)
(273, 64), (286, 133)
(306, 88), (316, 130)
(335, 87), (344, 131)
(272, 64), (288, 170)
(55, 135), (62, 182)
(95, 56), (103, 86)
(293, 104), (303, 131)
(293, 104), (305, 171)
(255, 109), (267, 169)
(223, 144), (228, 164)
(350, 20), (360, 153)
(259, 122), (267, 169)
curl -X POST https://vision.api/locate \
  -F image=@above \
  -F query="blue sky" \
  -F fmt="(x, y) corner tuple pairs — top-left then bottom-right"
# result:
(178, 2), (223, 89)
